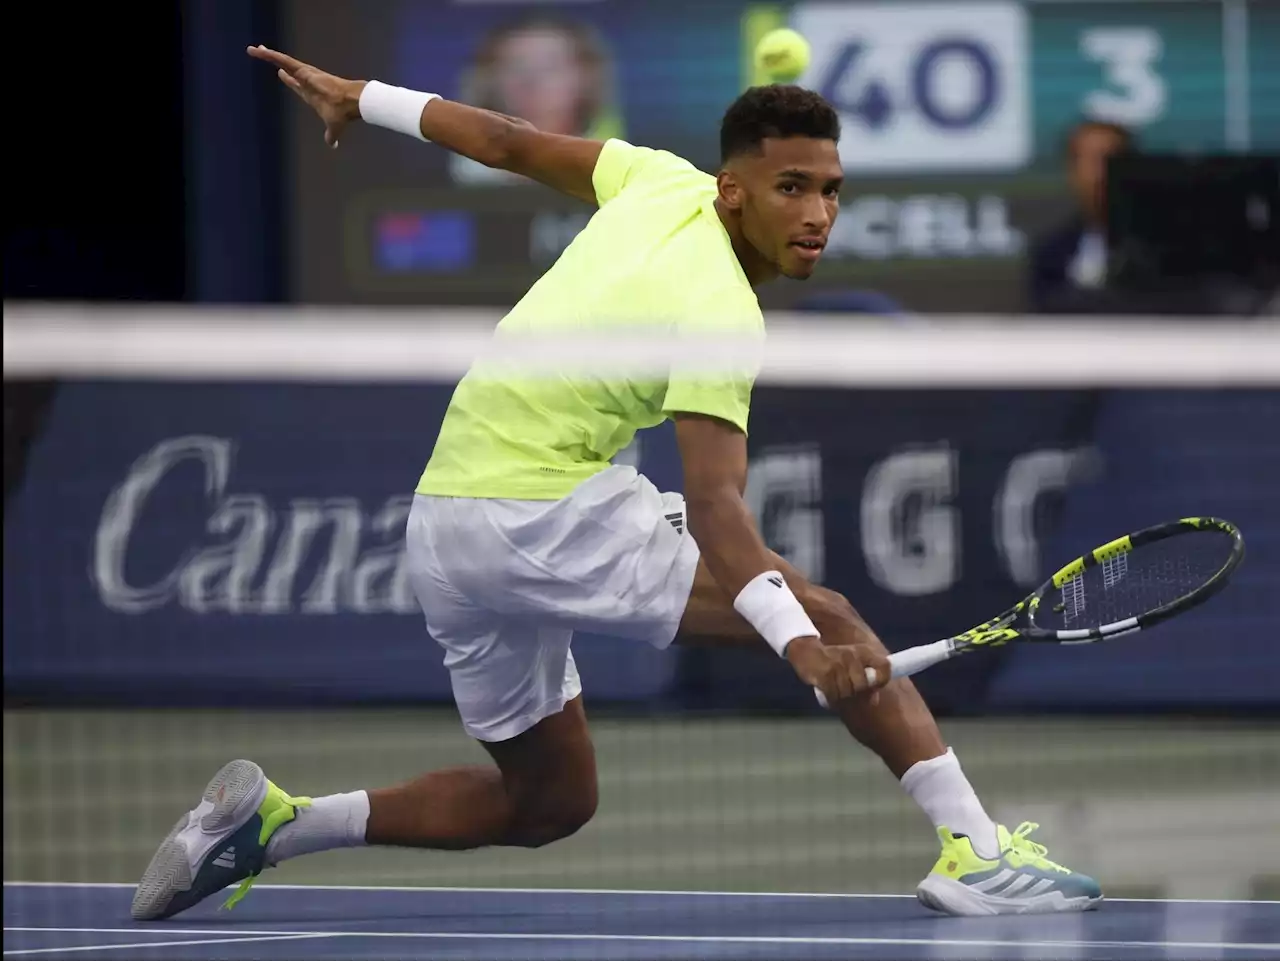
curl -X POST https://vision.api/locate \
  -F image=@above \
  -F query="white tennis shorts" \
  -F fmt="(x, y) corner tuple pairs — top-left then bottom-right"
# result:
(405, 465), (700, 742)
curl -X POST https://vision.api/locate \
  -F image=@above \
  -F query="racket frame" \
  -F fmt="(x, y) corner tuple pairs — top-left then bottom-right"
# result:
(832, 516), (1246, 702)
(1013, 515), (1244, 646)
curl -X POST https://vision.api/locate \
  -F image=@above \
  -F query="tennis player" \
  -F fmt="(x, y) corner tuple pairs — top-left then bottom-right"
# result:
(132, 46), (1102, 921)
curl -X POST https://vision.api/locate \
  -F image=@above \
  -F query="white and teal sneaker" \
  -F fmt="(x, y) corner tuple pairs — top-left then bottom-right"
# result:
(917, 821), (1104, 916)
(131, 760), (310, 921)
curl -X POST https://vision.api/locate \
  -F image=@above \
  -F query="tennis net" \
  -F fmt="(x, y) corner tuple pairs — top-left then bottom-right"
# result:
(4, 306), (1279, 900)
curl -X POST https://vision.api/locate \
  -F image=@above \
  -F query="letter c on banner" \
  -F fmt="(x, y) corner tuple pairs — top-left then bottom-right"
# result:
(92, 436), (233, 613)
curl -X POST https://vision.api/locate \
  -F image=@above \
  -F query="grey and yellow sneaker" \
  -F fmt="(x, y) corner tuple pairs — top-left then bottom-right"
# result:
(917, 821), (1104, 916)
(131, 759), (310, 921)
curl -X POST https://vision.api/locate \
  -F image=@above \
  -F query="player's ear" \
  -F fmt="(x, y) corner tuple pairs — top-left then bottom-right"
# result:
(716, 169), (745, 211)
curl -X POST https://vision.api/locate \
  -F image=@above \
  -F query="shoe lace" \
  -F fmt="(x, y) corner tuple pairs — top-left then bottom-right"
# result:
(1007, 821), (1071, 874)
(222, 792), (312, 911)
(222, 874), (258, 912)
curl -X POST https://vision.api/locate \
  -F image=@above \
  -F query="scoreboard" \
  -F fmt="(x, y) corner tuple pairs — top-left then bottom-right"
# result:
(287, 0), (1279, 313)
(792, 0), (1272, 167)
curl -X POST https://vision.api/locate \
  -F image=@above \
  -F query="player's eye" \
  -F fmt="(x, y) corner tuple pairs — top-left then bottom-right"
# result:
(778, 182), (800, 195)
(823, 185), (841, 198)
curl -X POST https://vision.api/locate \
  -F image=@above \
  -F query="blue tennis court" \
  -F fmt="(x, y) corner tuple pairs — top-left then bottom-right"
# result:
(4, 882), (1277, 960)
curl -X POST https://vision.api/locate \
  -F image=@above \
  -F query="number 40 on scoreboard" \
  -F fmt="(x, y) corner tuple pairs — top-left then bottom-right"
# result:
(788, 1), (1179, 173)
(795, 2), (1032, 173)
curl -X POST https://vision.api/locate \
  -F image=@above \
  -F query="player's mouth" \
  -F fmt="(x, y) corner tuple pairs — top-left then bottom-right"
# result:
(789, 237), (826, 262)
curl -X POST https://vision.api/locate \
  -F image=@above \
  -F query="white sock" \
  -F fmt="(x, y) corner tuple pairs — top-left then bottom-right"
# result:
(900, 748), (1000, 859)
(265, 790), (370, 866)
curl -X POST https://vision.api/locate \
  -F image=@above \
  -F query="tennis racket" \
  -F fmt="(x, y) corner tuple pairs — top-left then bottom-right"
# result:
(815, 517), (1245, 709)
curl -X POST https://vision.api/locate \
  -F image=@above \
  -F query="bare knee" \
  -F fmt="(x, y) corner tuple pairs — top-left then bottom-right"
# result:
(483, 694), (599, 849)
(506, 782), (598, 848)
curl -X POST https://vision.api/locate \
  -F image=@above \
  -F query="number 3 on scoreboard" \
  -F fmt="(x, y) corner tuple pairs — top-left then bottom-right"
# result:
(1080, 27), (1167, 127)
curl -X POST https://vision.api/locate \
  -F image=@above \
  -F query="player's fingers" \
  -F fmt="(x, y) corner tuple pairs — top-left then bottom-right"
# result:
(278, 69), (305, 95)
(837, 670), (858, 702)
(828, 662), (855, 703)
(817, 668), (845, 708)
(247, 44), (308, 74)
(865, 652), (892, 689)
(247, 44), (287, 66)
(818, 682), (837, 708)
(835, 647), (869, 693)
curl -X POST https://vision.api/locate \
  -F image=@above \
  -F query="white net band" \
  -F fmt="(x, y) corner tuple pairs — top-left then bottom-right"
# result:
(6, 305), (1279, 386)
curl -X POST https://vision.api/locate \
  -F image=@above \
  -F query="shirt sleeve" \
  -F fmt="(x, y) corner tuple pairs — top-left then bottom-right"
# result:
(592, 139), (698, 207)
(661, 288), (765, 435)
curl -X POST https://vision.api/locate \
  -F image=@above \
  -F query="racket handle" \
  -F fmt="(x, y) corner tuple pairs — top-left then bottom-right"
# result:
(813, 639), (956, 710)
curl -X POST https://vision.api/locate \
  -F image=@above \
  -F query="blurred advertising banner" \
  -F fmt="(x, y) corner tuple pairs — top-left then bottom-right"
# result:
(2, 383), (676, 707)
(6, 383), (1276, 712)
(284, 0), (1280, 312)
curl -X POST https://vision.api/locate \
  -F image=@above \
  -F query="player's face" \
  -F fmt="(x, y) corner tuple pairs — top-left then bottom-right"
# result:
(737, 137), (843, 280)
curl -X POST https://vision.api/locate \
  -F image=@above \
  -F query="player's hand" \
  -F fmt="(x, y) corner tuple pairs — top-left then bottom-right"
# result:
(785, 635), (882, 706)
(799, 587), (892, 692)
(247, 45), (364, 148)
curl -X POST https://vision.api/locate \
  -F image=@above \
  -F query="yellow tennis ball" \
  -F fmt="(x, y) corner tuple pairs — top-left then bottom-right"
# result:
(754, 28), (811, 84)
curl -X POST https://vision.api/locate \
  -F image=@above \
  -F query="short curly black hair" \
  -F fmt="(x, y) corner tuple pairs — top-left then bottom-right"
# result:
(719, 85), (841, 164)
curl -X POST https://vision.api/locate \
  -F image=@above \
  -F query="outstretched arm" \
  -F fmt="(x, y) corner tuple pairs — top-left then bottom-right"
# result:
(423, 101), (605, 204)
(248, 45), (604, 205)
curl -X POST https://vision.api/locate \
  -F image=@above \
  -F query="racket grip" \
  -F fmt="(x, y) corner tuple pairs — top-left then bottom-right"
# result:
(813, 639), (956, 710)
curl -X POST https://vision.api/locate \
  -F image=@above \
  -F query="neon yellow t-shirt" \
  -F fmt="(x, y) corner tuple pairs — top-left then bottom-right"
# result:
(417, 139), (764, 500)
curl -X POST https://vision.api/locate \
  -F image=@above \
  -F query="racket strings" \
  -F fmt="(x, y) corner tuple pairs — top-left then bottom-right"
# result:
(1045, 533), (1232, 630)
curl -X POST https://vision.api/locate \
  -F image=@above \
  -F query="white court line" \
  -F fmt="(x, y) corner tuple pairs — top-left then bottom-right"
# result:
(3, 881), (1277, 906)
(5, 929), (1278, 954)
(2, 934), (333, 957)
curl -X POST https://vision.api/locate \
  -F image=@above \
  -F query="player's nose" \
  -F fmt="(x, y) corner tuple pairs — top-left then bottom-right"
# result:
(800, 197), (831, 232)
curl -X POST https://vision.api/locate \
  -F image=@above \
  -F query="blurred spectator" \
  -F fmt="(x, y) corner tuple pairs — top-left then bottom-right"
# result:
(450, 16), (623, 186)
(1027, 119), (1134, 314)
(4, 382), (57, 502)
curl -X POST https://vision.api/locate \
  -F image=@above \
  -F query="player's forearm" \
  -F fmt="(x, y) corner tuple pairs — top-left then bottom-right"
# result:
(348, 80), (531, 170)
(416, 100), (535, 170)
(696, 505), (851, 636)
(688, 492), (823, 658)
(351, 80), (600, 203)
(685, 492), (791, 599)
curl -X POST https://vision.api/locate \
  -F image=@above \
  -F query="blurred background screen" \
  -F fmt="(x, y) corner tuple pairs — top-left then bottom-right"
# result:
(285, 0), (1280, 313)
(1106, 154), (1280, 296)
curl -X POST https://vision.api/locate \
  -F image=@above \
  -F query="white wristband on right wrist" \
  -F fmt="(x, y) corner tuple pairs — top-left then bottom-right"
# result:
(733, 571), (820, 658)
(358, 80), (439, 141)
